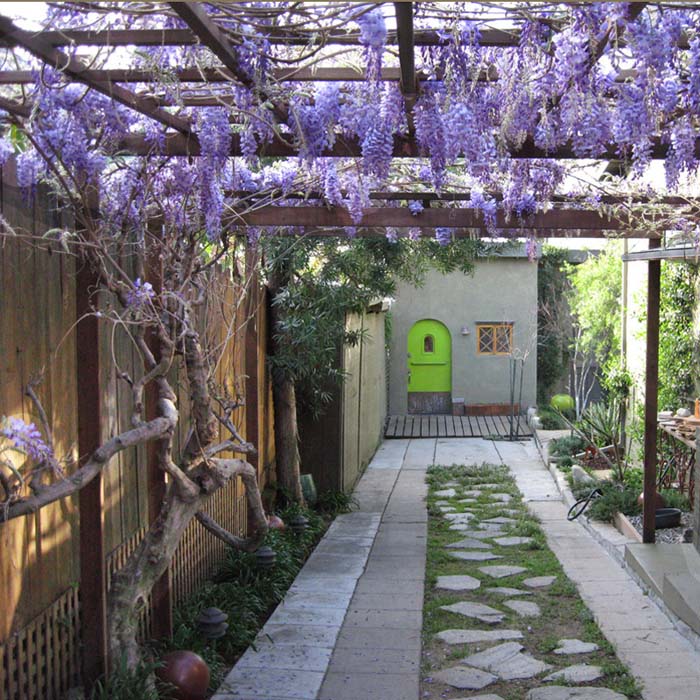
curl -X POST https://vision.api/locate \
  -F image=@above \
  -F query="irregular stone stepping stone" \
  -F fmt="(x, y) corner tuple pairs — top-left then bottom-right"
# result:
(445, 512), (474, 522)
(458, 530), (501, 540)
(463, 490), (482, 497)
(493, 536), (533, 547)
(435, 629), (523, 645)
(487, 587), (532, 597)
(483, 516), (517, 524)
(439, 506), (457, 513)
(435, 574), (481, 591)
(441, 601), (505, 624)
(544, 664), (603, 683)
(478, 565), (527, 579)
(451, 523), (483, 532)
(489, 493), (513, 503)
(473, 524), (506, 534)
(444, 481), (460, 487)
(436, 488), (457, 497)
(446, 538), (492, 550)
(462, 642), (552, 680)
(503, 599), (541, 617)
(523, 575), (556, 588)
(436, 500), (450, 506)
(554, 639), (599, 655)
(458, 498), (477, 504)
(527, 689), (627, 700)
(433, 666), (497, 690)
(449, 550), (503, 562)
(457, 695), (505, 700)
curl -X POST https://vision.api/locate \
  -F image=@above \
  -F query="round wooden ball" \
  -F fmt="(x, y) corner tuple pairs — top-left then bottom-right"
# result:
(157, 650), (210, 700)
(637, 491), (667, 509)
(267, 514), (286, 532)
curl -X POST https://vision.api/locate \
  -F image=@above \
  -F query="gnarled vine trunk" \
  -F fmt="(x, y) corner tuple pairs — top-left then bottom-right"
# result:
(107, 458), (267, 667)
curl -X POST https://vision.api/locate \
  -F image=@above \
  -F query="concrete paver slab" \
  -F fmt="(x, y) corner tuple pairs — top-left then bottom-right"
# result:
(319, 671), (419, 700)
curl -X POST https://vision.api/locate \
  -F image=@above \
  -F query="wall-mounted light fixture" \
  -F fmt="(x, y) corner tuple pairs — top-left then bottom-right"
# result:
(460, 326), (470, 336)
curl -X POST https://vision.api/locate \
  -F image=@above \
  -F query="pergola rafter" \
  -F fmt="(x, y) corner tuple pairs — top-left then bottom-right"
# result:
(0, 15), (194, 136)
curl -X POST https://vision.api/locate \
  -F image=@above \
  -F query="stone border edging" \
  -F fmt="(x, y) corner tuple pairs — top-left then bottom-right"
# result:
(211, 512), (382, 700)
(534, 428), (700, 654)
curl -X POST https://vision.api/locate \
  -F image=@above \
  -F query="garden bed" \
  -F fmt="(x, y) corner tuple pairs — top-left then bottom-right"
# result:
(626, 511), (694, 544)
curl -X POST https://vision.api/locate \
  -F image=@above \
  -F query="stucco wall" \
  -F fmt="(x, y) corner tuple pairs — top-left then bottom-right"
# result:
(388, 258), (538, 414)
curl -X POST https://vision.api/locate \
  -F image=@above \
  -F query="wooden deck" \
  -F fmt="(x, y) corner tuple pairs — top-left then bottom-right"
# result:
(384, 414), (532, 439)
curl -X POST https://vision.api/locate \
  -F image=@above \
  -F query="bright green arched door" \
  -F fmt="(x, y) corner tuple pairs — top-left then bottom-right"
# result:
(407, 319), (452, 414)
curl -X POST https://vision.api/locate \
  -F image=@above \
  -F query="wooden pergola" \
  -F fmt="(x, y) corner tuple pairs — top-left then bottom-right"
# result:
(0, 2), (688, 632)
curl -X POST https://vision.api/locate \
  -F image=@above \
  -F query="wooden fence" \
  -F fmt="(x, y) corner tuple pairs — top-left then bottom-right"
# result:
(0, 163), (275, 700)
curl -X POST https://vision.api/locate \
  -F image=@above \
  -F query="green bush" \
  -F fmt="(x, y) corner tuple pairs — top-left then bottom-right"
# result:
(660, 488), (691, 512)
(549, 435), (588, 458)
(587, 482), (640, 522)
(90, 656), (165, 700)
(538, 406), (569, 430)
(162, 503), (327, 683)
(315, 489), (358, 516)
(623, 467), (643, 494)
(551, 394), (575, 411)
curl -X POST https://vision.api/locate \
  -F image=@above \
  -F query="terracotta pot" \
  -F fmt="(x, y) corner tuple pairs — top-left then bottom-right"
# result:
(636, 491), (667, 509)
(156, 650), (210, 700)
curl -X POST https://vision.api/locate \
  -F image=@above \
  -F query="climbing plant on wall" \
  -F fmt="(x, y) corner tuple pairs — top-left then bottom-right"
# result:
(657, 261), (700, 410)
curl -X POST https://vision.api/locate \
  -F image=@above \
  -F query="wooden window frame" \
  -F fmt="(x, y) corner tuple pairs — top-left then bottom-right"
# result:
(477, 323), (513, 356)
(423, 334), (435, 353)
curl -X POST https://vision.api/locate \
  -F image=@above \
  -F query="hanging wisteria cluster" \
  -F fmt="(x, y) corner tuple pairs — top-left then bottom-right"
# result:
(2, 2), (700, 249)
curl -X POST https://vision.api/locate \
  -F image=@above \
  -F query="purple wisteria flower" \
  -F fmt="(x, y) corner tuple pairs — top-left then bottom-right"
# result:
(357, 8), (387, 81)
(2, 417), (52, 462)
(408, 200), (424, 216)
(385, 227), (398, 243)
(408, 227), (421, 241)
(435, 228), (452, 246)
(125, 278), (155, 308)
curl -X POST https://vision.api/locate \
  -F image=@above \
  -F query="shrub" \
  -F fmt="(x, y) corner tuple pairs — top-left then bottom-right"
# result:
(90, 657), (165, 700)
(551, 394), (575, 412)
(538, 406), (569, 430)
(586, 481), (640, 522)
(549, 435), (588, 458)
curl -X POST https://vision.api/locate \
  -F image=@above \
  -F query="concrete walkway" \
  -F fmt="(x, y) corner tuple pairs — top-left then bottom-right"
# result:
(215, 437), (700, 699)
(494, 439), (700, 700)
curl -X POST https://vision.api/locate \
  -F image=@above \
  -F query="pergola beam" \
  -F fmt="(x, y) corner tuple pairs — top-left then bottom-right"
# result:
(117, 131), (689, 161)
(395, 2), (417, 108)
(0, 15), (192, 136)
(0, 27), (522, 49)
(168, 2), (287, 123)
(231, 204), (654, 231)
(168, 3), (253, 88)
(3, 26), (688, 50)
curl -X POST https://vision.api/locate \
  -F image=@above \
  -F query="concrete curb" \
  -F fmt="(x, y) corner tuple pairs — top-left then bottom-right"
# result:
(533, 428), (700, 654)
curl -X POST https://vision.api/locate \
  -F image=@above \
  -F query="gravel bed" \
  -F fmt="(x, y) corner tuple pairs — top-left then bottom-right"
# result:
(628, 511), (694, 543)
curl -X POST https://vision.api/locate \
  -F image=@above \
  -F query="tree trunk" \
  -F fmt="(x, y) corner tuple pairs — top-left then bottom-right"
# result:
(271, 371), (304, 504)
(267, 262), (305, 505)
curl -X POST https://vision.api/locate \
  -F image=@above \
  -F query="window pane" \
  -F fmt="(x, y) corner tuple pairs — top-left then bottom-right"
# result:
(495, 325), (512, 353)
(424, 335), (434, 353)
(478, 326), (494, 353)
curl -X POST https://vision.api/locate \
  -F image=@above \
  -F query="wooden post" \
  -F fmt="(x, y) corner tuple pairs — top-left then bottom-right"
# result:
(643, 238), (661, 543)
(76, 194), (108, 685)
(245, 244), (261, 530)
(145, 225), (172, 639)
